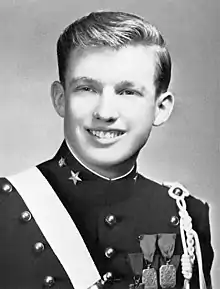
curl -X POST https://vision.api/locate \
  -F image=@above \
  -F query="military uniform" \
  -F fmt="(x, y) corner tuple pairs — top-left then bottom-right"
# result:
(0, 141), (213, 289)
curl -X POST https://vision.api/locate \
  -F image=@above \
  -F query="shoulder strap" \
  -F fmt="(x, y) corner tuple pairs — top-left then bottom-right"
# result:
(7, 167), (100, 289)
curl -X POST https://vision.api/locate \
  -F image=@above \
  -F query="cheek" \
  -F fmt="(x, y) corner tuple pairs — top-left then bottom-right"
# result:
(120, 98), (156, 126)
(66, 95), (96, 120)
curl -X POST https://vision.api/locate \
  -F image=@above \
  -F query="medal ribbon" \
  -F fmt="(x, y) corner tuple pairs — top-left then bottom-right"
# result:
(128, 253), (144, 276)
(157, 234), (176, 261)
(139, 234), (157, 264)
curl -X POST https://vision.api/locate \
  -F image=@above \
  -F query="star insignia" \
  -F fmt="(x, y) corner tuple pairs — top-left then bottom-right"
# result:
(69, 170), (82, 185)
(58, 157), (66, 167)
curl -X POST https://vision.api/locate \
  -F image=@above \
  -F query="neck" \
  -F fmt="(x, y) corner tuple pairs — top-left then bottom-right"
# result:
(89, 158), (136, 180)
(66, 141), (137, 180)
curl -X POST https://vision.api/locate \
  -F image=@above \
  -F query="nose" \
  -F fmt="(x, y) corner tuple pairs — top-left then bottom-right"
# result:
(93, 88), (119, 122)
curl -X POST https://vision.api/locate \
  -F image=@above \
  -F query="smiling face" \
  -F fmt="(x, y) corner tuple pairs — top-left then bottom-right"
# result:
(51, 44), (174, 174)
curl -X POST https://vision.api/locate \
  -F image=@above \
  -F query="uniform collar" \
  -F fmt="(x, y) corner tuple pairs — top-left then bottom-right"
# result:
(55, 140), (137, 182)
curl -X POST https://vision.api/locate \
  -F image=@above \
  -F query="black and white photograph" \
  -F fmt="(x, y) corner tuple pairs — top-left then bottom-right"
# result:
(0, 1), (218, 288)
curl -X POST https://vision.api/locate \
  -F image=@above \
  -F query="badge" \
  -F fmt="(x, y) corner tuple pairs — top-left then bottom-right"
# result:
(68, 170), (82, 185)
(159, 263), (176, 288)
(157, 234), (177, 289)
(142, 267), (158, 289)
(58, 157), (66, 167)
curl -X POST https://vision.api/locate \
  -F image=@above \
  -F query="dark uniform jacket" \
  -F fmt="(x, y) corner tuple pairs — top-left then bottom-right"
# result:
(0, 141), (213, 289)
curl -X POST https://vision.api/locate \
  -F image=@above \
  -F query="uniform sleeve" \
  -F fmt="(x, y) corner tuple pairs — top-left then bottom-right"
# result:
(199, 203), (214, 288)
(190, 201), (214, 289)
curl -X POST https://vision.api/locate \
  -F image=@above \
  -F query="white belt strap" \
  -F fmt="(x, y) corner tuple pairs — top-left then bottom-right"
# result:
(8, 167), (100, 289)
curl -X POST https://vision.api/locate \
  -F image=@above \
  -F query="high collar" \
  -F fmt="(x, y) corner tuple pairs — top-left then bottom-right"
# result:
(54, 140), (137, 183)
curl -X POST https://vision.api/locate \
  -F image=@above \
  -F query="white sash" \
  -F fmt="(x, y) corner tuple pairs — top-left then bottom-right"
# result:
(8, 167), (100, 289)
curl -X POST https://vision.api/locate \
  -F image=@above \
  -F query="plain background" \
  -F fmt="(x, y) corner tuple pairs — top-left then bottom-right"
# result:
(0, 0), (219, 286)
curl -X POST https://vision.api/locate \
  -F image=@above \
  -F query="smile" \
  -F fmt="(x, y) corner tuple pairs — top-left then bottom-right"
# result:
(87, 129), (125, 140)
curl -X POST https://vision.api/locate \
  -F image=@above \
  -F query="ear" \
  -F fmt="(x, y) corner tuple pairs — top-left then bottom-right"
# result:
(51, 81), (65, 118)
(153, 91), (174, 126)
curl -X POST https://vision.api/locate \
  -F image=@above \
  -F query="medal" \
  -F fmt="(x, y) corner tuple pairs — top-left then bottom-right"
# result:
(159, 263), (176, 288)
(142, 266), (158, 289)
(139, 234), (158, 289)
(158, 234), (177, 289)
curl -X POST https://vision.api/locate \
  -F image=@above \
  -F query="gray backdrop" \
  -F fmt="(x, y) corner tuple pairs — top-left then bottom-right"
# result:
(0, 0), (219, 286)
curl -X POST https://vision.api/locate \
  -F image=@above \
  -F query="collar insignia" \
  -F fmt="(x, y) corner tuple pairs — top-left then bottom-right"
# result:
(69, 170), (82, 185)
(58, 157), (66, 167)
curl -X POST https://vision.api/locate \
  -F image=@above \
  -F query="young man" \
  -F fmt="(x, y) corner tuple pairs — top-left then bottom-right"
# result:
(0, 11), (213, 289)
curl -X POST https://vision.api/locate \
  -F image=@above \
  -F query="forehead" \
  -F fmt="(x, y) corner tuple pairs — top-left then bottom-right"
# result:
(65, 44), (157, 88)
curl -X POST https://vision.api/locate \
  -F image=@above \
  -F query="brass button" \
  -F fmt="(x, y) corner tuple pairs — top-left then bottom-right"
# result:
(43, 276), (55, 287)
(170, 215), (180, 227)
(103, 272), (113, 282)
(2, 183), (12, 193)
(34, 242), (45, 253)
(105, 247), (114, 258)
(105, 214), (116, 226)
(138, 234), (143, 241)
(20, 211), (32, 222)
(173, 187), (183, 196)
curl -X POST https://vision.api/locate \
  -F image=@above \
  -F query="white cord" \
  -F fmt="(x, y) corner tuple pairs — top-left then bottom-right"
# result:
(163, 182), (207, 289)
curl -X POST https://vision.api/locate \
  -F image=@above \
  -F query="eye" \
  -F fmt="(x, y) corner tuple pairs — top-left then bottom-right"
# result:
(76, 86), (96, 93)
(119, 89), (141, 96)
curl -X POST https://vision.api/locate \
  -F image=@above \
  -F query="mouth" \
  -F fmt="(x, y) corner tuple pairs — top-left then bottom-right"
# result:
(86, 129), (126, 142)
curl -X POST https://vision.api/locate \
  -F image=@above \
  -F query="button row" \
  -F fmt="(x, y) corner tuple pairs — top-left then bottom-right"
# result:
(0, 180), (55, 288)
(19, 209), (50, 286)
(104, 215), (116, 262)
(5, 184), (180, 229)
(105, 213), (179, 228)
(1, 181), (181, 229)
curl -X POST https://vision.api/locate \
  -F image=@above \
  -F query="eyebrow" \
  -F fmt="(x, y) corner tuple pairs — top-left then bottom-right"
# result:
(69, 77), (102, 87)
(69, 77), (146, 92)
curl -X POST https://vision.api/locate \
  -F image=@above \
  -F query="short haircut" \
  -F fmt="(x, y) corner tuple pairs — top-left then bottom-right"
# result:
(57, 11), (171, 97)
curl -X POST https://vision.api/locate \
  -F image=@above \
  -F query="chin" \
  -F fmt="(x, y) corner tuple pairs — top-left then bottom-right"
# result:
(86, 150), (135, 168)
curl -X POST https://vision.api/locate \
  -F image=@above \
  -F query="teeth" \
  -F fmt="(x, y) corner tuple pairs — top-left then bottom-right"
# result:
(90, 130), (123, 139)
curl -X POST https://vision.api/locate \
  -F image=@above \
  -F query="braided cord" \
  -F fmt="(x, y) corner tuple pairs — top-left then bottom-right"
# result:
(163, 182), (207, 289)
